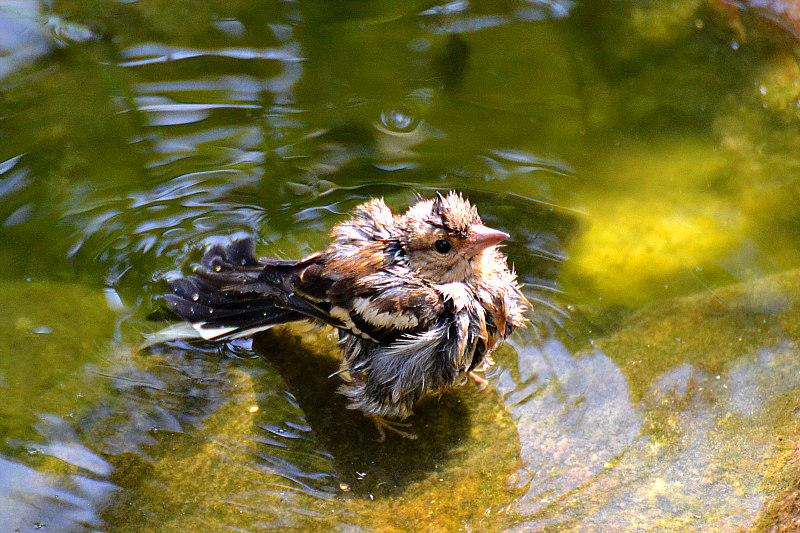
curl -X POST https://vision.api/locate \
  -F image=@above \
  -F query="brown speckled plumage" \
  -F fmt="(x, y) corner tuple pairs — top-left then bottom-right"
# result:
(163, 192), (530, 439)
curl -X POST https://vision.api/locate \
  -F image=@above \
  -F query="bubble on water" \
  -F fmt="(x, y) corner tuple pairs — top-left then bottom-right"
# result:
(380, 108), (419, 133)
(48, 16), (102, 47)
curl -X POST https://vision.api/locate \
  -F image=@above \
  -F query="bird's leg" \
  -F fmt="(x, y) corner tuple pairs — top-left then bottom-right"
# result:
(468, 371), (489, 390)
(468, 352), (496, 390)
(481, 354), (496, 369)
(368, 414), (418, 441)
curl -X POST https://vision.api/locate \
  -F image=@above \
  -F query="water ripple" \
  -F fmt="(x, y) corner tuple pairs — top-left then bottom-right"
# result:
(119, 42), (305, 66)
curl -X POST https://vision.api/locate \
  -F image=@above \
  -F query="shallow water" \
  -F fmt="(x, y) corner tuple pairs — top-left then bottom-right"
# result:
(3, 0), (800, 531)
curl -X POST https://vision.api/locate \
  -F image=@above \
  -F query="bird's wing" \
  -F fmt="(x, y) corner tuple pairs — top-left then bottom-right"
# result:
(165, 237), (444, 344)
(164, 238), (344, 341)
(293, 268), (444, 344)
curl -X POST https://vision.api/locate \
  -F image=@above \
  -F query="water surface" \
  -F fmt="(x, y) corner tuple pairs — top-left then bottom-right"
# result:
(3, 0), (800, 531)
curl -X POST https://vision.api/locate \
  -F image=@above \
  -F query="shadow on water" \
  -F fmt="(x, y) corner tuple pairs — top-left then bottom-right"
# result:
(252, 327), (470, 497)
(57, 321), (523, 533)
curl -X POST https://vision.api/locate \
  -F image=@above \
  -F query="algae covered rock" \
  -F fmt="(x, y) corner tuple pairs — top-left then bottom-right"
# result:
(255, 324), (525, 533)
(13, 269), (800, 533)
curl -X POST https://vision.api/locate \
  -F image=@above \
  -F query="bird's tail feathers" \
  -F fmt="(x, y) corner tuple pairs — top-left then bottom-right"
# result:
(162, 237), (307, 342)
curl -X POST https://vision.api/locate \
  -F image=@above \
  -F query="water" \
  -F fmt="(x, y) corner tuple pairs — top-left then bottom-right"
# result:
(3, 0), (800, 531)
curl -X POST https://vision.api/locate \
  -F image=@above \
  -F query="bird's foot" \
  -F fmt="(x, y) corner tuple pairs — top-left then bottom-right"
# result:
(468, 371), (489, 390)
(474, 355), (495, 371)
(369, 415), (418, 442)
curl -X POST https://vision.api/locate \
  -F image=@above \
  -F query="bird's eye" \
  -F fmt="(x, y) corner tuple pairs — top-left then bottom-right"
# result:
(434, 240), (452, 254)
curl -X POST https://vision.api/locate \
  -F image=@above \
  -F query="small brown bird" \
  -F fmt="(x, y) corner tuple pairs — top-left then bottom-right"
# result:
(163, 192), (530, 439)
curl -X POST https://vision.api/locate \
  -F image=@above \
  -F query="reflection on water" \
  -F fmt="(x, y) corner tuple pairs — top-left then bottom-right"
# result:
(497, 338), (641, 517)
(499, 337), (800, 532)
(3, 0), (800, 531)
(0, 2), (51, 82)
(0, 0), (100, 81)
(1, 415), (117, 533)
(0, 453), (116, 533)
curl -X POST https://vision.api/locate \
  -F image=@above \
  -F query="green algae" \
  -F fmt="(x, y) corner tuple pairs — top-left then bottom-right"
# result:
(711, 50), (800, 275)
(561, 45), (800, 304)
(555, 1), (800, 308)
(561, 136), (741, 304)
(0, 279), (117, 444)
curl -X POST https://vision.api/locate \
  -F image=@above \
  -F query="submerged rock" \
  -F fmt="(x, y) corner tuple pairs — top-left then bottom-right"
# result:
(499, 268), (800, 532)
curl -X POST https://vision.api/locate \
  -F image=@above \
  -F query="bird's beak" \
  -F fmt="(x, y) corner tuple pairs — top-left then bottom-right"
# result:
(463, 224), (510, 257)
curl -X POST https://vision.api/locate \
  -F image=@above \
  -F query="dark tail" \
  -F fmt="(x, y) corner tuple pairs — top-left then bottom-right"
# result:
(163, 237), (310, 341)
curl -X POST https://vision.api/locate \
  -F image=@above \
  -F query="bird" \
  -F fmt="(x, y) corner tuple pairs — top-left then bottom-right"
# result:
(162, 191), (531, 440)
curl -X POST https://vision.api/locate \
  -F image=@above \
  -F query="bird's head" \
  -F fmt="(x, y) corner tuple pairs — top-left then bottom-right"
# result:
(400, 192), (509, 284)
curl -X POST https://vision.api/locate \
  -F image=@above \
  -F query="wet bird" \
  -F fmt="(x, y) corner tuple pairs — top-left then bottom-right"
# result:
(163, 192), (531, 439)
